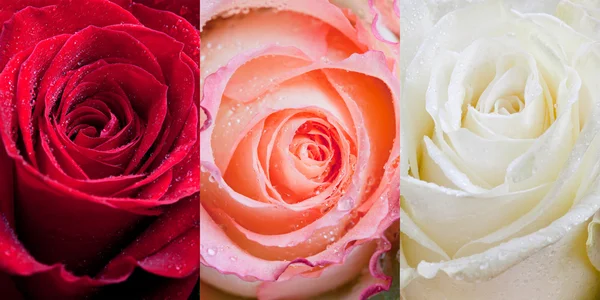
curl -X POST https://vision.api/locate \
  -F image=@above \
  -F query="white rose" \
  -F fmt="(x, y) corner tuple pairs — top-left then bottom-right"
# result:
(400, 1), (600, 299)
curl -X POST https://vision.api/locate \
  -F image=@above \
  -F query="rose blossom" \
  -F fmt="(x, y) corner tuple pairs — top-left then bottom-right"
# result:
(199, 0), (399, 299)
(400, 0), (600, 299)
(0, 0), (199, 298)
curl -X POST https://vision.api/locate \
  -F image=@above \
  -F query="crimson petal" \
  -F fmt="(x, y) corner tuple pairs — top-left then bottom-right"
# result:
(0, 0), (140, 71)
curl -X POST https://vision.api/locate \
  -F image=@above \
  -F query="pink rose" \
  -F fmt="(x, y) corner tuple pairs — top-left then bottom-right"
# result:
(199, 0), (399, 299)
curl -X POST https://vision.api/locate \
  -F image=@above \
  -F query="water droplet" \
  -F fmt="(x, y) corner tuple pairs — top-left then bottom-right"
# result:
(207, 248), (216, 256)
(337, 197), (353, 211)
(498, 251), (507, 261)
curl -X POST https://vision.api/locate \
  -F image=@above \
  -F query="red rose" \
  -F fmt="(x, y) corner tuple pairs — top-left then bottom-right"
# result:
(0, 0), (199, 298)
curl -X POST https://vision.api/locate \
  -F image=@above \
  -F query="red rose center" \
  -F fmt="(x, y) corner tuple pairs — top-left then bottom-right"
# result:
(62, 93), (135, 149)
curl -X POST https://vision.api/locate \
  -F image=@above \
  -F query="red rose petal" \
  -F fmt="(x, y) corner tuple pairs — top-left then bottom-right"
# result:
(135, 169), (173, 200)
(131, 3), (200, 63)
(53, 60), (109, 119)
(94, 274), (199, 300)
(39, 26), (164, 93)
(0, 273), (25, 300)
(108, 0), (133, 9)
(133, 0), (198, 29)
(50, 81), (139, 178)
(140, 275), (198, 300)
(100, 194), (198, 279)
(76, 63), (168, 174)
(138, 227), (199, 277)
(0, 42), (31, 166)
(0, 151), (14, 229)
(162, 142), (199, 201)
(0, 0), (58, 26)
(14, 162), (145, 274)
(182, 52), (199, 106)
(0, 193), (198, 298)
(36, 129), (144, 197)
(15, 35), (69, 167)
(115, 108), (198, 200)
(106, 24), (197, 174)
(0, 209), (50, 276)
(0, 0), (140, 72)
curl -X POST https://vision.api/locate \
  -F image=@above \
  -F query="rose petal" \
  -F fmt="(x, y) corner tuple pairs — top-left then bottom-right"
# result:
(133, 0), (198, 29)
(105, 24), (197, 173)
(557, 0), (600, 41)
(201, 166), (398, 281)
(256, 242), (379, 299)
(0, 193), (198, 298)
(0, 0), (140, 72)
(14, 163), (146, 274)
(399, 208), (449, 267)
(15, 34), (69, 166)
(587, 211), (600, 271)
(200, 0), (361, 50)
(201, 9), (330, 86)
(401, 179), (600, 299)
(0, 273), (24, 300)
(131, 3), (199, 62)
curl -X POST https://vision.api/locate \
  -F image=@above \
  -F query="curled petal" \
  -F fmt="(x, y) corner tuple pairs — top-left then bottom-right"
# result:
(0, 194), (199, 299)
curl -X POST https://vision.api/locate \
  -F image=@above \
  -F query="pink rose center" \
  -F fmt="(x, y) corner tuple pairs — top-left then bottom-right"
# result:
(289, 120), (340, 177)
(223, 109), (355, 206)
(267, 113), (348, 204)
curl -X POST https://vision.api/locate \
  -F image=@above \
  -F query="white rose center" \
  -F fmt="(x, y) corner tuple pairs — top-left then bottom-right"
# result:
(418, 35), (582, 189)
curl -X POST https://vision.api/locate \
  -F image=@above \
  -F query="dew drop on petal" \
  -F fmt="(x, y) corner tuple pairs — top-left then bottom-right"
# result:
(498, 251), (507, 261)
(337, 197), (353, 211)
(207, 247), (217, 256)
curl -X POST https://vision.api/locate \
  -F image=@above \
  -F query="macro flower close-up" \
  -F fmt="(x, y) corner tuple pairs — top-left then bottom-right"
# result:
(0, 0), (200, 298)
(15, 0), (600, 299)
(199, 0), (399, 299)
(400, 0), (600, 299)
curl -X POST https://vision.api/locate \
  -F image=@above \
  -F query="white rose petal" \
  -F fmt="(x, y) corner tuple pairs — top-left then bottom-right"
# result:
(588, 211), (600, 271)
